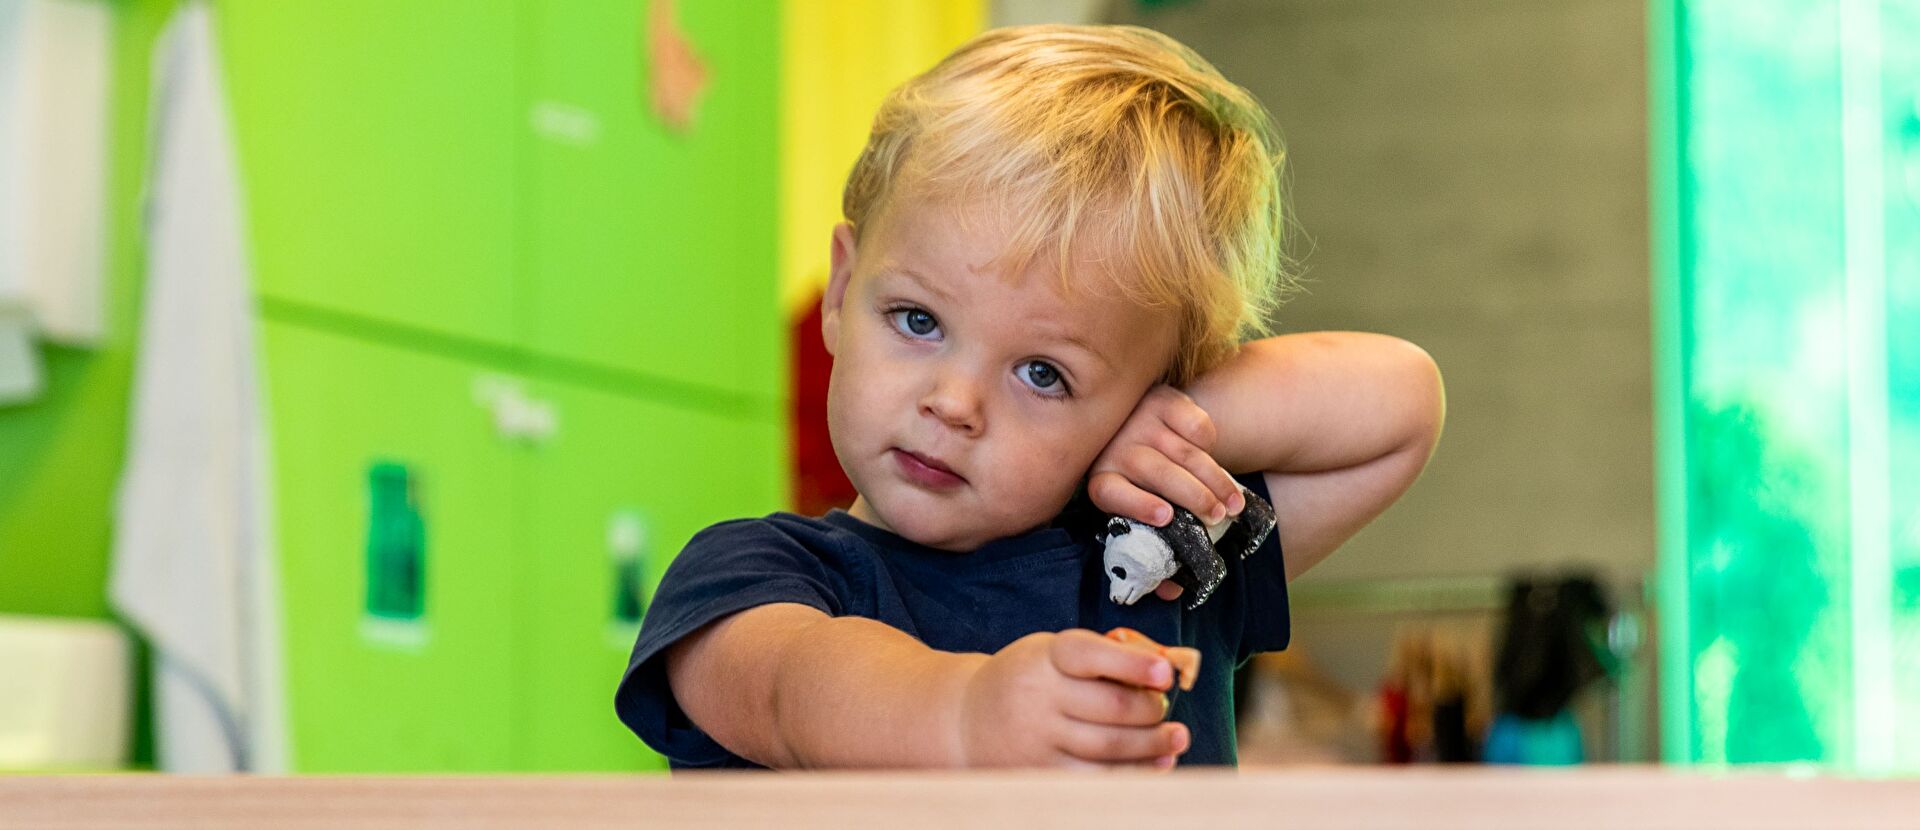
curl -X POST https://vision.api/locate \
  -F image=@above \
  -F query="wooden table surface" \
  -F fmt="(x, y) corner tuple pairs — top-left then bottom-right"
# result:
(2, 767), (1915, 829)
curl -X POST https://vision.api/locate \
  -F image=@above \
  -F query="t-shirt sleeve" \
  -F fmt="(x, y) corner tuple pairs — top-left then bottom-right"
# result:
(1232, 470), (1291, 661)
(613, 518), (844, 768)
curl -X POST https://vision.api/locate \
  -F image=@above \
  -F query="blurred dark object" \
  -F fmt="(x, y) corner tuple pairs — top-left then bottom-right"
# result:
(1483, 574), (1614, 765)
(1431, 694), (1474, 763)
(1494, 575), (1613, 719)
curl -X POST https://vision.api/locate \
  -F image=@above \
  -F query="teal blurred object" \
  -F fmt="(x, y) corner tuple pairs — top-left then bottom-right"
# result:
(1652, 0), (1920, 772)
(1484, 713), (1585, 766)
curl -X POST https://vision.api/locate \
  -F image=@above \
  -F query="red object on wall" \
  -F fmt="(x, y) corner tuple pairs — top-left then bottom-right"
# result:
(1380, 684), (1413, 764)
(790, 290), (857, 516)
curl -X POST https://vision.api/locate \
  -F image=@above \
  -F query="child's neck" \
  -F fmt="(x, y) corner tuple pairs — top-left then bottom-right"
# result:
(843, 494), (1059, 552)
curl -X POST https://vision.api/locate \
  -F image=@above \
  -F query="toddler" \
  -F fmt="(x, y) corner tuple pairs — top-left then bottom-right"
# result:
(616, 24), (1444, 770)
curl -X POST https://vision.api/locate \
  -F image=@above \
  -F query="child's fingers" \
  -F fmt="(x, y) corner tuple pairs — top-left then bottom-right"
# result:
(1086, 470), (1173, 527)
(1153, 580), (1185, 601)
(1055, 720), (1190, 765)
(1188, 451), (1245, 520)
(1106, 629), (1202, 691)
(1057, 677), (1169, 727)
(1050, 629), (1173, 690)
(1125, 449), (1230, 525)
(1149, 432), (1243, 520)
(1152, 387), (1218, 450)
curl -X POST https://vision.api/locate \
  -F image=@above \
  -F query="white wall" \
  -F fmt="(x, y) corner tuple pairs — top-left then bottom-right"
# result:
(1110, 0), (1656, 586)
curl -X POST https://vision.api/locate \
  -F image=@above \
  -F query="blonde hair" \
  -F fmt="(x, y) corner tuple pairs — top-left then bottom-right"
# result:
(842, 24), (1295, 384)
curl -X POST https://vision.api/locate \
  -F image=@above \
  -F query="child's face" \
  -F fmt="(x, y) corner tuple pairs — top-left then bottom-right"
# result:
(821, 199), (1179, 551)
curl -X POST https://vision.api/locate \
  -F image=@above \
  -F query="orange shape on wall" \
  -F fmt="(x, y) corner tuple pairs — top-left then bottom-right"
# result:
(645, 0), (707, 133)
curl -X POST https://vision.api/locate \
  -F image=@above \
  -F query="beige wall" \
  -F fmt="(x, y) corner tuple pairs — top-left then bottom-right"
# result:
(1110, 0), (1656, 586)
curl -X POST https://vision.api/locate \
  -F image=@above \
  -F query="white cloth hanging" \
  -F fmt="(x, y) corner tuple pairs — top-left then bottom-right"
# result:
(110, 1), (286, 773)
(0, 0), (111, 404)
(0, 0), (36, 404)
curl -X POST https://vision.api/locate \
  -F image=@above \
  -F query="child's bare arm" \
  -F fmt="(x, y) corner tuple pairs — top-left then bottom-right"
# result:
(666, 603), (971, 767)
(666, 604), (1188, 769)
(1187, 332), (1444, 577)
(1089, 332), (1443, 580)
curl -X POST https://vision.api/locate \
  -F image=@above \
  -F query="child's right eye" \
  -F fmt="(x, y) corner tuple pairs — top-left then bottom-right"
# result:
(889, 307), (940, 339)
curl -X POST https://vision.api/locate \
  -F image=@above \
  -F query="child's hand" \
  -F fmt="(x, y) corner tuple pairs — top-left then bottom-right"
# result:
(1089, 384), (1245, 524)
(956, 629), (1190, 769)
(1088, 385), (1246, 599)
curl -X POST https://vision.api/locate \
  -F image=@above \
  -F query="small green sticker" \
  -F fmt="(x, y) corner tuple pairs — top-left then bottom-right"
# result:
(365, 461), (426, 621)
(608, 509), (650, 626)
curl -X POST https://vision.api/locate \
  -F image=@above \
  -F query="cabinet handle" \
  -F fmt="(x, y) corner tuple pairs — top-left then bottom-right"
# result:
(471, 374), (560, 446)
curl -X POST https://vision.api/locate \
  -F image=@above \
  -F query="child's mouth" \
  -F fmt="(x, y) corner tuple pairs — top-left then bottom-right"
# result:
(891, 449), (965, 489)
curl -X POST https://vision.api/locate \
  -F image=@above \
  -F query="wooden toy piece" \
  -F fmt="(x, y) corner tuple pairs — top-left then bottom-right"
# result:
(1104, 627), (1200, 692)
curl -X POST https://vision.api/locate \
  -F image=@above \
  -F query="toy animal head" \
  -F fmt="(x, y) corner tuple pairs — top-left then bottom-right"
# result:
(1099, 517), (1181, 605)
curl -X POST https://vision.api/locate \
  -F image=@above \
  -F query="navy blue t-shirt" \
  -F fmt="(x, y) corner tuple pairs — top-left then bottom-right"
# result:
(614, 471), (1290, 769)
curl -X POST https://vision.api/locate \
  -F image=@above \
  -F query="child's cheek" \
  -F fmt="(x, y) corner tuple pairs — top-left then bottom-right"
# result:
(1032, 441), (1085, 488)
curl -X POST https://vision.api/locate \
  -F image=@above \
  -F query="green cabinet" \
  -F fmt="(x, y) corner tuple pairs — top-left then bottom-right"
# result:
(220, 0), (784, 399)
(223, 0), (519, 344)
(264, 322), (784, 771)
(519, 0), (781, 397)
(511, 380), (781, 770)
(232, 1), (785, 771)
(263, 322), (518, 772)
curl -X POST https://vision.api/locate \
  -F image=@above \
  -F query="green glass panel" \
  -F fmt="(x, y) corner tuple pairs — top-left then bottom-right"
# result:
(510, 378), (782, 771)
(1657, 0), (1920, 770)
(1883, 1), (1920, 773)
(1678, 0), (1850, 766)
(264, 322), (516, 771)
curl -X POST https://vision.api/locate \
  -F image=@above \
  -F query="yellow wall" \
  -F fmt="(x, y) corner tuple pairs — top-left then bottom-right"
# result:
(779, 1), (985, 314)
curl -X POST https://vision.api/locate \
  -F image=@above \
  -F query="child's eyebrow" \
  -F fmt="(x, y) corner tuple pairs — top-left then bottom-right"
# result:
(887, 266), (953, 302)
(1033, 325), (1111, 370)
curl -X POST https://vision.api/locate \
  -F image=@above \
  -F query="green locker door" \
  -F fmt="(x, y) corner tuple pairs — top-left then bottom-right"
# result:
(519, 0), (781, 399)
(511, 379), (782, 770)
(264, 321), (518, 771)
(223, 1), (518, 344)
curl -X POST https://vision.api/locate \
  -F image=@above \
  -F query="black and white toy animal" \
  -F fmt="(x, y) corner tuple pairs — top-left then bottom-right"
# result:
(1099, 483), (1277, 611)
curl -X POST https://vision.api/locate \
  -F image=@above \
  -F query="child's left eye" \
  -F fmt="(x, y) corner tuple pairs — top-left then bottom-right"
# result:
(1021, 360), (1069, 395)
(888, 308), (940, 339)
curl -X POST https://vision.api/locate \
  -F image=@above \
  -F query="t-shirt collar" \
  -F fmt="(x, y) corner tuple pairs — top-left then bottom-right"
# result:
(820, 508), (1081, 568)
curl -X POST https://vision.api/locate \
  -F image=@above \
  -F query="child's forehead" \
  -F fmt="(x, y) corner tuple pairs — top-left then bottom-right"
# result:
(869, 194), (1140, 298)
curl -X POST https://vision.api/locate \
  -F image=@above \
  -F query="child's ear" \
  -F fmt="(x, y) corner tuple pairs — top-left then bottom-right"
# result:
(821, 222), (858, 356)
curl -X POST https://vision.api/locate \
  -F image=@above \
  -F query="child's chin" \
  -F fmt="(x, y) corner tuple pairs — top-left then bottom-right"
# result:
(876, 500), (987, 551)
(867, 478), (1074, 550)
(888, 515), (974, 551)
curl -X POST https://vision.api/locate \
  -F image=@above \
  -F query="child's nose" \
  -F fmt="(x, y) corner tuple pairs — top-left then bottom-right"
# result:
(919, 371), (984, 435)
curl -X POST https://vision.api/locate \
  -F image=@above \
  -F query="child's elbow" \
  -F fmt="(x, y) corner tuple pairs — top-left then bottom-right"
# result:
(1390, 338), (1446, 461)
